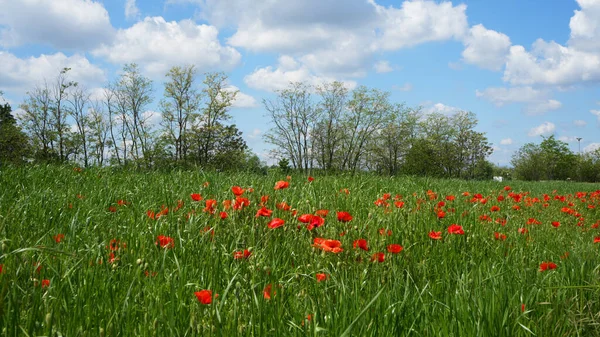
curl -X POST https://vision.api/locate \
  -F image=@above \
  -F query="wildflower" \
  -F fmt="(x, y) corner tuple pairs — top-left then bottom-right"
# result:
(308, 176), (314, 182)
(233, 249), (252, 260)
(315, 273), (328, 282)
(220, 211), (228, 220)
(195, 290), (216, 304)
(274, 181), (289, 190)
(551, 221), (560, 228)
(263, 284), (274, 300)
(231, 186), (245, 197)
(267, 218), (285, 229)
(494, 232), (507, 241)
(594, 236), (600, 244)
(337, 211), (353, 222)
(276, 202), (291, 211)
(155, 235), (175, 249)
(429, 231), (442, 240)
(41, 279), (50, 288)
(255, 206), (273, 218)
(394, 201), (405, 208)
(371, 252), (385, 262)
(190, 193), (203, 201)
(539, 262), (557, 272)
(313, 238), (343, 253)
(315, 209), (329, 217)
(490, 205), (500, 212)
(307, 216), (325, 231)
(521, 304), (526, 313)
(353, 239), (369, 251)
(53, 234), (65, 243)
(379, 228), (392, 236)
(387, 244), (403, 254)
(117, 199), (129, 206)
(108, 206), (117, 213)
(298, 214), (314, 223)
(518, 228), (529, 235)
(447, 224), (464, 235)
(436, 210), (446, 219)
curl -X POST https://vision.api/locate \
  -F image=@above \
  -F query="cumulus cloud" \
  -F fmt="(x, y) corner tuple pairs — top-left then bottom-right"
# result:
(569, 0), (600, 52)
(93, 17), (241, 77)
(374, 61), (394, 73)
(0, 0), (114, 50)
(422, 102), (462, 115)
(500, 138), (513, 145)
(475, 86), (562, 115)
(461, 24), (511, 71)
(244, 55), (357, 92)
(226, 86), (258, 108)
(125, 0), (140, 20)
(0, 51), (106, 95)
(528, 122), (556, 137)
(584, 142), (600, 153)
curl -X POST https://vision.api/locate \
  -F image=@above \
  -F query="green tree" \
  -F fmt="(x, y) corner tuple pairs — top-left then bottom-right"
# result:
(0, 95), (30, 165)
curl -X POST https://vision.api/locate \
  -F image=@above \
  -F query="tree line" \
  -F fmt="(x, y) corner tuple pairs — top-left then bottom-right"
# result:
(0, 64), (261, 171)
(263, 82), (494, 179)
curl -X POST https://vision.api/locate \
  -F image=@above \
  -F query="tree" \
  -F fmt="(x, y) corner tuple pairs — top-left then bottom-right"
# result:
(68, 86), (91, 167)
(194, 72), (237, 167)
(19, 83), (56, 161)
(0, 94), (30, 165)
(52, 68), (77, 162)
(264, 82), (317, 173)
(512, 136), (576, 181)
(160, 65), (202, 162)
(511, 143), (546, 181)
(88, 100), (110, 166)
(312, 81), (348, 171)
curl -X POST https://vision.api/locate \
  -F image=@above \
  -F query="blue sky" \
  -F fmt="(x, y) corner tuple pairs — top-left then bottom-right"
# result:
(1, 0), (599, 166)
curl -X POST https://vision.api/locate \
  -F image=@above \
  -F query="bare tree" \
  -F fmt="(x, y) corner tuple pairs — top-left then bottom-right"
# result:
(68, 86), (91, 167)
(52, 68), (77, 162)
(88, 100), (110, 166)
(263, 82), (317, 172)
(312, 81), (348, 171)
(19, 83), (55, 160)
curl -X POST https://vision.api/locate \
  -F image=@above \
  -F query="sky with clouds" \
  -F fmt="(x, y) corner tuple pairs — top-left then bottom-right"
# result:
(1, 0), (599, 165)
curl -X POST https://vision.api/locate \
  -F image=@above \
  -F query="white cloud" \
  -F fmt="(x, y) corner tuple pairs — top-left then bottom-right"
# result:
(461, 24), (511, 71)
(373, 0), (468, 50)
(226, 86), (258, 108)
(528, 122), (556, 137)
(125, 0), (140, 20)
(374, 60), (394, 73)
(93, 17), (241, 77)
(584, 142), (600, 153)
(475, 86), (561, 115)
(573, 119), (587, 127)
(422, 102), (462, 115)
(248, 128), (262, 139)
(0, 51), (106, 95)
(0, 0), (114, 50)
(500, 138), (513, 145)
(244, 55), (357, 92)
(142, 110), (161, 129)
(392, 83), (413, 92)
(569, 0), (600, 53)
(591, 109), (600, 122)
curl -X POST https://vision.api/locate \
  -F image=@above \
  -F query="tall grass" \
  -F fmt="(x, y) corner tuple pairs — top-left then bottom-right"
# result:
(0, 165), (599, 336)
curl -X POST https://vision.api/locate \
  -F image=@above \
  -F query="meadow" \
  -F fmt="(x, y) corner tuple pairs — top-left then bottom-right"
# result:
(0, 165), (599, 336)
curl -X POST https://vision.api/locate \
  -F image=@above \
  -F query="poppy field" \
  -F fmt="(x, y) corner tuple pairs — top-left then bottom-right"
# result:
(0, 166), (600, 336)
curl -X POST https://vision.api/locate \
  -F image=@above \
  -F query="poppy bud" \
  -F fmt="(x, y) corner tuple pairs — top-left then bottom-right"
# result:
(1, 242), (7, 252)
(136, 259), (143, 265)
(45, 313), (52, 326)
(100, 328), (105, 337)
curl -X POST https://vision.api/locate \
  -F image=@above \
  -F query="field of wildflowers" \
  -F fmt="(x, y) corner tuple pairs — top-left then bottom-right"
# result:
(0, 166), (599, 336)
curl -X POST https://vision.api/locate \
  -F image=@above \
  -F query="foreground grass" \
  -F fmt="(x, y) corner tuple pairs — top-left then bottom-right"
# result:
(0, 165), (599, 336)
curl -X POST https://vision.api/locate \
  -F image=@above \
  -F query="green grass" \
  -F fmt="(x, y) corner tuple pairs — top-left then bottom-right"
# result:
(0, 165), (599, 336)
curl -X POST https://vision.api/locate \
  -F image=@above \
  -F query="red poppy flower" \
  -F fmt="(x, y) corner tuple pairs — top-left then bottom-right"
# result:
(494, 232), (507, 241)
(204, 199), (217, 213)
(267, 218), (285, 229)
(298, 214), (314, 223)
(526, 218), (541, 225)
(313, 238), (343, 253)
(315, 209), (329, 217)
(53, 234), (65, 243)
(233, 249), (252, 260)
(41, 279), (50, 288)
(155, 235), (175, 249)
(387, 244), (403, 254)
(231, 186), (245, 196)
(195, 290), (216, 304)
(447, 224), (464, 235)
(0, 264), (3, 274)
(263, 284), (275, 300)
(394, 201), (405, 208)
(308, 176), (314, 182)
(539, 262), (557, 272)
(594, 236), (600, 244)
(353, 239), (369, 251)
(518, 228), (528, 235)
(490, 205), (500, 212)
(255, 206), (273, 218)
(190, 193), (203, 201)
(337, 211), (353, 222)
(521, 304), (525, 313)
(276, 202), (291, 211)
(371, 252), (385, 262)
(436, 210), (446, 219)
(108, 206), (117, 213)
(220, 211), (228, 220)
(117, 199), (129, 206)
(551, 221), (560, 228)
(504, 186), (511, 191)
(108, 252), (118, 264)
(315, 273), (328, 282)
(274, 181), (290, 190)
(233, 197), (250, 210)
(429, 231), (442, 240)
(307, 216), (325, 231)
(379, 228), (392, 236)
